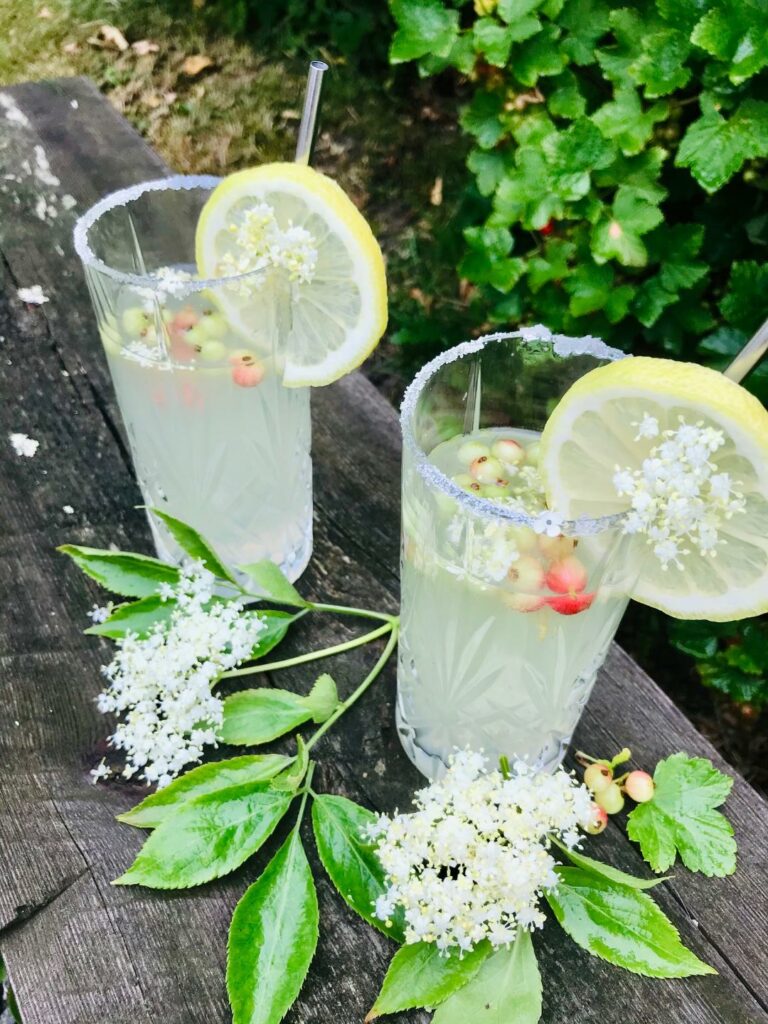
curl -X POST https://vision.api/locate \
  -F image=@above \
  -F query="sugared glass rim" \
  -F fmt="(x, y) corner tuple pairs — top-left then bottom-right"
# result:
(400, 327), (629, 537)
(73, 174), (269, 295)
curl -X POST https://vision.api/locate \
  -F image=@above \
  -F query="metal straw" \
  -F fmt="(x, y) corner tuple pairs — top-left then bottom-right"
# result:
(295, 60), (329, 165)
(723, 315), (768, 384)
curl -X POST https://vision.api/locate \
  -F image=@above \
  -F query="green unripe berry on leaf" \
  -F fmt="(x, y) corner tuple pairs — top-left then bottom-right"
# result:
(595, 782), (625, 815)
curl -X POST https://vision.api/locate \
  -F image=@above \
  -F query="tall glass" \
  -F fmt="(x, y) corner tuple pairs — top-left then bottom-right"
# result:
(73, 177), (312, 580)
(398, 330), (640, 780)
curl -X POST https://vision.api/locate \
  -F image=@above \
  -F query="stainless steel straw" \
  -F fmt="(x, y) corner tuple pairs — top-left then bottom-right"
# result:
(723, 315), (768, 384)
(295, 60), (329, 165)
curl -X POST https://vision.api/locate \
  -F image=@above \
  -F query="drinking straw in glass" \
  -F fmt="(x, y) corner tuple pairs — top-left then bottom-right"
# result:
(398, 329), (642, 779)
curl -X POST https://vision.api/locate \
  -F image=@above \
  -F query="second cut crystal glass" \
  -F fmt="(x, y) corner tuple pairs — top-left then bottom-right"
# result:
(398, 329), (641, 780)
(74, 177), (312, 580)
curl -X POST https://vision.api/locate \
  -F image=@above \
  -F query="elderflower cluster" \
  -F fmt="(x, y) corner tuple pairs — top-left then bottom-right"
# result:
(614, 414), (746, 570)
(94, 563), (265, 787)
(367, 751), (594, 953)
(217, 202), (318, 288)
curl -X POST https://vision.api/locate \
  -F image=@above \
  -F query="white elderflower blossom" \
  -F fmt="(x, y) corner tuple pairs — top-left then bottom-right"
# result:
(367, 751), (594, 954)
(95, 563), (265, 787)
(614, 416), (746, 570)
(532, 509), (564, 537)
(217, 202), (318, 287)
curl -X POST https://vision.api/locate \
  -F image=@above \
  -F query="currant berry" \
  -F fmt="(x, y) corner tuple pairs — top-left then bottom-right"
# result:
(537, 534), (575, 561)
(624, 770), (655, 803)
(491, 438), (525, 467)
(547, 592), (595, 615)
(507, 554), (545, 592)
(470, 455), (505, 484)
(545, 555), (588, 594)
(503, 591), (546, 613)
(585, 803), (608, 835)
(457, 440), (490, 466)
(508, 525), (538, 553)
(595, 782), (624, 815)
(232, 361), (265, 387)
(121, 306), (149, 336)
(584, 763), (613, 794)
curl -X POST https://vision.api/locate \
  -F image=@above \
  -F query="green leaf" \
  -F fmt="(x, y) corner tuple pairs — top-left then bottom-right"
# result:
(228, 827), (318, 1024)
(114, 783), (291, 888)
(491, 149), (563, 229)
(498, 0), (542, 20)
(271, 737), (309, 792)
(459, 226), (525, 291)
(692, 1), (768, 84)
(597, 10), (691, 96)
(544, 116), (615, 179)
(473, 18), (516, 67)
(626, 753), (736, 877)
(513, 24), (567, 87)
(556, 842), (668, 889)
(370, 942), (491, 1018)
(633, 277), (677, 328)
(58, 545), (180, 598)
(676, 99), (768, 193)
(148, 509), (235, 582)
(592, 186), (663, 266)
(527, 237), (575, 292)
(467, 148), (516, 197)
(547, 69), (586, 119)
(604, 283), (635, 323)
(118, 755), (291, 829)
(432, 933), (542, 1024)
(221, 689), (313, 746)
(389, 0), (459, 63)
(304, 673), (339, 723)
(592, 87), (668, 156)
(547, 867), (715, 977)
(239, 561), (308, 607)
(565, 261), (613, 316)
(460, 90), (505, 150)
(248, 609), (298, 660)
(559, 0), (610, 65)
(84, 594), (175, 638)
(312, 794), (404, 942)
(719, 260), (768, 333)
(668, 619), (721, 660)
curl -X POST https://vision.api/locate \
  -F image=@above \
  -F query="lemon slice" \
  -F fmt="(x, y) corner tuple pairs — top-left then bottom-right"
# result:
(195, 163), (387, 387)
(539, 356), (768, 620)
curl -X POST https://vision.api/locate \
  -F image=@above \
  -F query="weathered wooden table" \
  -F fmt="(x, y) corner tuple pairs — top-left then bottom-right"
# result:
(0, 77), (766, 1024)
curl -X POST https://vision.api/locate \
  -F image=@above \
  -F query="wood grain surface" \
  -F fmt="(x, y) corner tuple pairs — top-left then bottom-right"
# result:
(0, 77), (766, 1024)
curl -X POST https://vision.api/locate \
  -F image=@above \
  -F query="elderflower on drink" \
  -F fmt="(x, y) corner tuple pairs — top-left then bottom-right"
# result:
(367, 751), (595, 953)
(613, 416), (746, 570)
(94, 563), (265, 787)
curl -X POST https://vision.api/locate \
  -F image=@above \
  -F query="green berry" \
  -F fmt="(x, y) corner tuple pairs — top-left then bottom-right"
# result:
(481, 483), (511, 499)
(471, 456), (505, 484)
(595, 782), (624, 815)
(525, 441), (541, 466)
(457, 440), (490, 466)
(121, 306), (149, 336)
(184, 325), (207, 349)
(199, 339), (228, 363)
(200, 312), (229, 339)
(584, 763), (613, 794)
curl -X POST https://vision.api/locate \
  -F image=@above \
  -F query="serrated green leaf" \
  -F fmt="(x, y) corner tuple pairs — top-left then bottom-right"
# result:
(389, 0), (459, 62)
(238, 561), (308, 607)
(565, 261), (613, 316)
(473, 18), (516, 67)
(604, 283), (635, 323)
(559, 0), (610, 64)
(592, 86), (668, 156)
(114, 783), (291, 888)
(460, 89), (505, 149)
(512, 23), (567, 87)
(692, 1), (768, 84)
(498, 0), (542, 21)
(592, 147), (668, 202)
(58, 545), (180, 598)
(468, 148), (516, 197)
(118, 755), (291, 829)
(248, 609), (298, 660)
(228, 828), (318, 1024)
(592, 185), (663, 266)
(597, 10), (691, 96)
(304, 673), (339, 723)
(633, 277), (677, 327)
(148, 509), (235, 582)
(432, 933), (542, 1024)
(420, 32), (476, 75)
(626, 753), (736, 876)
(545, 117), (616, 177)
(719, 260), (768, 333)
(527, 237), (575, 292)
(459, 226), (525, 290)
(84, 594), (176, 638)
(555, 841), (668, 889)
(676, 99), (768, 193)
(492, 150), (563, 230)
(547, 69), (586, 119)
(221, 689), (313, 746)
(370, 941), (491, 1018)
(668, 619), (721, 660)
(312, 794), (404, 942)
(547, 867), (715, 977)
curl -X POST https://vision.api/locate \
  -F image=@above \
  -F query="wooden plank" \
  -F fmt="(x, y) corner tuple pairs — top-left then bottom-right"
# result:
(0, 77), (765, 1024)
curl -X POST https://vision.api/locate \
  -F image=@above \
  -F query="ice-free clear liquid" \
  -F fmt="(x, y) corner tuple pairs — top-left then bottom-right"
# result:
(100, 286), (312, 579)
(397, 427), (632, 779)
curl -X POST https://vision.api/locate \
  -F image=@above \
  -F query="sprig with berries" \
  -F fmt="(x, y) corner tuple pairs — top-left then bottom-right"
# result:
(60, 513), (736, 1024)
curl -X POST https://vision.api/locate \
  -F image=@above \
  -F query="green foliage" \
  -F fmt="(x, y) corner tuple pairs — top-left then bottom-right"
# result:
(626, 753), (737, 876)
(554, 839), (667, 889)
(58, 544), (180, 597)
(369, 941), (491, 1017)
(220, 683), (336, 745)
(546, 867), (715, 977)
(669, 617), (768, 706)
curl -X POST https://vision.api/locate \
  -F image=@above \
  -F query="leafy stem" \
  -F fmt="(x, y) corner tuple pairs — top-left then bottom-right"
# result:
(305, 621), (400, 753)
(219, 621), (394, 679)
(306, 601), (397, 625)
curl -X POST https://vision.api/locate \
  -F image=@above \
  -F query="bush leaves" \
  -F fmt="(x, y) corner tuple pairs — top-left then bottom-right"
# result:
(117, 755), (291, 829)
(368, 941), (491, 1019)
(228, 827), (319, 1024)
(312, 794), (404, 942)
(148, 509), (235, 583)
(58, 545), (179, 597)
(546, 867), (715, 977)
(239, 561), (307, 607)
(626, 753), (736, 876)
(432, 933), (541, 1024)
(555, 841), (668, 889)
(114, 783), (291, 888)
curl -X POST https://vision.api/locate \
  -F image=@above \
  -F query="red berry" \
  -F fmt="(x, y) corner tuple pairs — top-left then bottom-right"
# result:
(547, 592), (595, 615)
(172, 307), (198, 331)
(586, 803), (608, 834)
(624, 770), (655, 803)
(539, 221), (554, 236)
(232, 362), (265, 387)
(546, 555), (588, 594)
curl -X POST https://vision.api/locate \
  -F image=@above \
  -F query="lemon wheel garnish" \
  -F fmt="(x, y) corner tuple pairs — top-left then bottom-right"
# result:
(195, 163), (387, 387)
(539, 357), (768, 621)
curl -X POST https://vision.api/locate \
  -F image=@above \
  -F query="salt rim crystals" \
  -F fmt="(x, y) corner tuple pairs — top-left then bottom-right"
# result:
(367, 751), (595, 953)
(91, 563), (265, 787)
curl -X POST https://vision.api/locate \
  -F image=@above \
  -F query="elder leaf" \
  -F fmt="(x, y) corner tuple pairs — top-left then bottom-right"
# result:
(369, 941), (491, 1018)
(626, 753), (736, 876)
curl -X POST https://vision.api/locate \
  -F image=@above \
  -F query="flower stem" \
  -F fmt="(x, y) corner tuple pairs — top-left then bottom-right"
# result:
(219, 622), (393, 679)
(305, 623), (399, 752)
(308, 602), (397, 625)
(295, 762), (315, 826)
